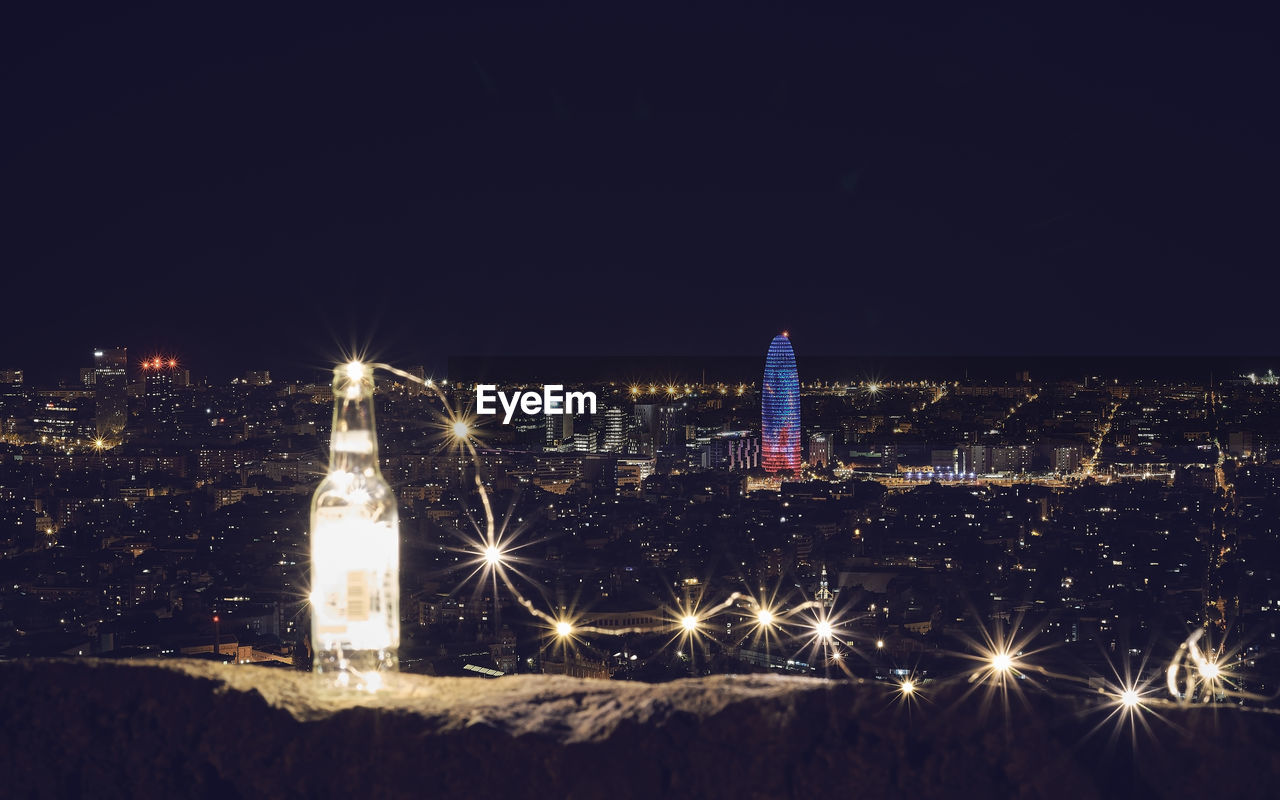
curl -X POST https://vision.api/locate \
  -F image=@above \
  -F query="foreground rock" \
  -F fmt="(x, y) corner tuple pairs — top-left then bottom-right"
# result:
(2, 659), (1278, 799)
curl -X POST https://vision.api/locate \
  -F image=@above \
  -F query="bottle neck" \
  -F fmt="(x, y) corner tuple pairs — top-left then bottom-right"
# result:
(329, 368), (380, 476)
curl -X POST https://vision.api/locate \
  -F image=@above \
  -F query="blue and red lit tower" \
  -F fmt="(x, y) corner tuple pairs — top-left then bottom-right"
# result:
(762, 332), (801, 473)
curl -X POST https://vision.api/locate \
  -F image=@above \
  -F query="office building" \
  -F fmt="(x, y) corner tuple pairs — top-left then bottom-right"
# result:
(93, 348), (128, 438)
(762, 333), (801, 473)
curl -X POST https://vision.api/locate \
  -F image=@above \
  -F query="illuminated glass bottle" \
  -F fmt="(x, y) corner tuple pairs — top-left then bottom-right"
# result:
(310, 361), (399, 688)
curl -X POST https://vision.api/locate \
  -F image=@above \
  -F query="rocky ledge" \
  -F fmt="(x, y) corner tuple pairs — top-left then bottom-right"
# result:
(2, 659), (1279, 799)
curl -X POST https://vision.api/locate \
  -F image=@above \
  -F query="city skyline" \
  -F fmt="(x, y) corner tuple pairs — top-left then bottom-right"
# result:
(3, 345), (1275, 680)
(9, 341), (1280, 389)
(4, 5), (1278, 794)
(4, 324), (1279, 800)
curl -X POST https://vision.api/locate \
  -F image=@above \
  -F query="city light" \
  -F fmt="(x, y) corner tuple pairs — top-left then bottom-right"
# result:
(813, 620), (833, 641)
(1198, 660), (1220, 681)
(990, 651), (1013, 674)
(555, 621), (573, 637)
(681, 614), (698, 632)
(1165, 628), (1243, 704)
(900, 680), (915, 696)
(452, 420), (471, 439)
(952, 615), (1057, 718)
(756, 609), (775, 628)
(483, 544), (504, 567)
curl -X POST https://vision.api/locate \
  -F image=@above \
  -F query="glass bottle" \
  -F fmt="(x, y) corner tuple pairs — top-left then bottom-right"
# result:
(310, 362), (399, 688)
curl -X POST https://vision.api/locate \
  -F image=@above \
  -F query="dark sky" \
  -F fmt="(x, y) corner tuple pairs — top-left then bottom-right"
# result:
(2, 4), (1275, 382)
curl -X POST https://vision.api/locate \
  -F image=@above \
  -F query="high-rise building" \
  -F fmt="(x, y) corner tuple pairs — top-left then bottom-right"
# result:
(635, 403), (686, 455)
(633, 403), (658, 434)
(602, 408), (625, 453)
(701, 431), (759, 470)
(573, 427), (597, 453)
(969, 444), (991, 475)
(33, 398), (95, 444)
(992, 444), (1034, 474)
(762, 333), (801, 473)
(513, 414), (544, 450)
(1053, 445), (1082, 474)
(93, 347), (128, 438)
(572, 404), (597, 453)
(616, 457), (655, 495)
(545, 411), (572, 451)
(808, 432), (832, 468)
(655, 404), (686, 455)
(881, 440), (899, 469)
(142, 356), (183, 436)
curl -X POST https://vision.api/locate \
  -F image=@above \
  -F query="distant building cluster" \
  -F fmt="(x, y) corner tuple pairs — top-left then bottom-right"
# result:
(0, 345), (1277, 693)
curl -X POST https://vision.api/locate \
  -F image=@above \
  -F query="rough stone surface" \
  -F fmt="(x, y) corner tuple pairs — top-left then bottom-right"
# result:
(2, 659), (1279, 799)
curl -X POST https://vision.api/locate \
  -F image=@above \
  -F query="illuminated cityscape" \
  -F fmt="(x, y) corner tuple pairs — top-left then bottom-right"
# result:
(1, 3), (1274, 794)
(0, 347), (1276, 702)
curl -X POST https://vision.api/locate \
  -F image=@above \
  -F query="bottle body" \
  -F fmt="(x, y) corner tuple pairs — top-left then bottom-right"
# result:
(310, 363), (399, 688)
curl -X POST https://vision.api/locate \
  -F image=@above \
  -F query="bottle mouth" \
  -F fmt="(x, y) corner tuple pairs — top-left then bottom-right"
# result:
(342, 361), (366, 382)
(334, 362), (373, 399)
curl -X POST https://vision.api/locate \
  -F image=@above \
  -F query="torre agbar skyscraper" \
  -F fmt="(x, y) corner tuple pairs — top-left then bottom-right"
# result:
(762, 333), (801, 473)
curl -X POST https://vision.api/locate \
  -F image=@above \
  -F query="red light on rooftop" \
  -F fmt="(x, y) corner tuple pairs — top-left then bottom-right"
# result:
(168, 359), (177, 368)
(781, 330), (789, 337)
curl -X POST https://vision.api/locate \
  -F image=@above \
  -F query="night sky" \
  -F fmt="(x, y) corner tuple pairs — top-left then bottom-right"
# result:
(2, 5), (1275, 382)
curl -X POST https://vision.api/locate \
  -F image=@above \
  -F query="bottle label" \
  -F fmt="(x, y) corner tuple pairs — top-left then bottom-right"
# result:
(345, 570), (369, 622)
(310, 509), (398, 649)
(332, 430), (374, 454)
